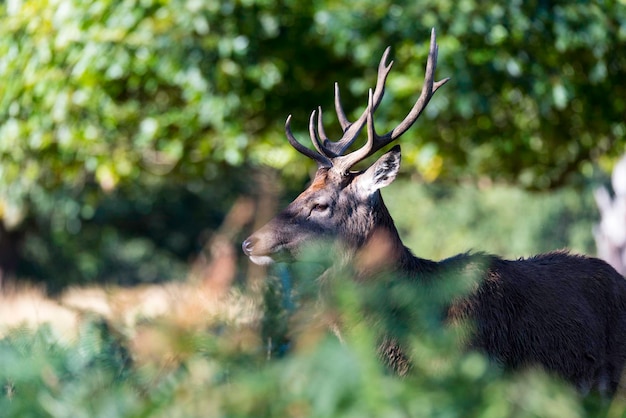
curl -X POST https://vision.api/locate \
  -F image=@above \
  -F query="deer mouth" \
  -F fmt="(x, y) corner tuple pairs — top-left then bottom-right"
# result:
(242, 237), (272, 265)
(242, 237), (292, 265)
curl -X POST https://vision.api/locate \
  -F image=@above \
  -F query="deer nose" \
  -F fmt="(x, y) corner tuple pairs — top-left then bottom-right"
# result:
(242, 237), (256, 256)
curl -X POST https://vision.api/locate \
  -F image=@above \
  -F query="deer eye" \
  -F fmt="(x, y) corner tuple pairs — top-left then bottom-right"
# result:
(311, 203), (330, 213)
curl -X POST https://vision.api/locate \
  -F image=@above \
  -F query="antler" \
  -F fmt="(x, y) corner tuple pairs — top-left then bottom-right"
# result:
(318, 46), (394, 157)
(286, 28), (449, 173)
(285, 48), (392, 164)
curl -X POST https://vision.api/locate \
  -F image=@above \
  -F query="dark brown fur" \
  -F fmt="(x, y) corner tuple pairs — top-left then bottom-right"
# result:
(390, 248), (626, 394)
(244, 157), (626, 395)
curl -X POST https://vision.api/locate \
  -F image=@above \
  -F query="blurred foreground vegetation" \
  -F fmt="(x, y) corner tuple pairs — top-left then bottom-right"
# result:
(0, 264), (621, 418)
(1, 0), (625, 416)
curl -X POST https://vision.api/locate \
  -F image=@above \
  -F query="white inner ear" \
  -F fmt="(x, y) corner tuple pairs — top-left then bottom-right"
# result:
(357, 149), (401, 196)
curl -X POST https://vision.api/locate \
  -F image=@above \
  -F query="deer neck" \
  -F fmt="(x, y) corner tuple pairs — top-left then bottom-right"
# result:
(352, 193), (437, 278)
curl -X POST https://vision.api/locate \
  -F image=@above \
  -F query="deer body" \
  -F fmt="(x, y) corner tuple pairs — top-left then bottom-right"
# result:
(242, 30), (626, 395)
(443, 251), (626, 394)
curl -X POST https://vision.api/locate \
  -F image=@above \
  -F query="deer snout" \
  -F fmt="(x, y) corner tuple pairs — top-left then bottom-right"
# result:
(242, 237), (256, 256)
(242, 235), (276, 266)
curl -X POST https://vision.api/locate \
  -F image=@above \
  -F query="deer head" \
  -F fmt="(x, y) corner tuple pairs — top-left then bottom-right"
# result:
(243, 29), (449, 267)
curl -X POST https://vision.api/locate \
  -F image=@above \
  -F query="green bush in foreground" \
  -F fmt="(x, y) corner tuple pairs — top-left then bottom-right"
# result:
(0, 266), (617, 418)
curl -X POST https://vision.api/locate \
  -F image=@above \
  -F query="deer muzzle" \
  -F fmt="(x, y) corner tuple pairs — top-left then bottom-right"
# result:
(241, 235), (277, 266)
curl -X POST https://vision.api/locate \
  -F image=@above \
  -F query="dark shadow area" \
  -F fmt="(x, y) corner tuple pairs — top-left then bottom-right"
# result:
(7, 165), (253, 293)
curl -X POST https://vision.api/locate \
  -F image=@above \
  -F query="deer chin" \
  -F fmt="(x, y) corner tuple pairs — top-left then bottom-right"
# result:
(248, 255), (276, 266)
(248, 244), (296, 266)
(249, 247), (296, 265)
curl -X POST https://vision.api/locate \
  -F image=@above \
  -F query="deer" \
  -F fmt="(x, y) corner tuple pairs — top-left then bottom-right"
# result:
(242, 29), (626, 396)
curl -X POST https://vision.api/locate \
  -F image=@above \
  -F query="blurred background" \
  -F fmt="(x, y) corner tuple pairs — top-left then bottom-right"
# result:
(1, 0), (625, 416)
(1, 0), (625, 290)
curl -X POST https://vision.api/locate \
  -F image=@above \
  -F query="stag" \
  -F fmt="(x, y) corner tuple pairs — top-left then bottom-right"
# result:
(242, 29), (626, 395)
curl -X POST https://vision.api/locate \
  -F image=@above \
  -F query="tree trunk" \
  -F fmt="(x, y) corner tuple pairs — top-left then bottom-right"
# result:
(594, 155), (626, 275)
(0, 223), (21, 288)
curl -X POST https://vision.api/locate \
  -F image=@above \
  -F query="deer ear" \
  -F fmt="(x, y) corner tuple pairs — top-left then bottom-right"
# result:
(357, 145), (401, 196)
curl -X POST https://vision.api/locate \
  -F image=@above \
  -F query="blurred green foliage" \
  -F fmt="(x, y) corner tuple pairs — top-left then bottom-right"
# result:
(387, 179), (598, 261)
(1, 271), (615, 417)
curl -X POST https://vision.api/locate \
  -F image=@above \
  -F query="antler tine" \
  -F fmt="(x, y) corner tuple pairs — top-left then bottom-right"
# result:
(285, 115), (332, 167)
(332, 89), (377, 173)
(332, 28), (449, 173)
(377, 28), (450, 145)
(322, 47), (394, 157)
(334, 82), (351, 132)
(308, 109), (329, 157)
(316, 106), (331, 148)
